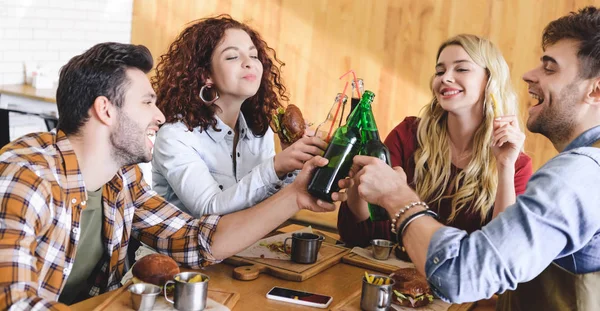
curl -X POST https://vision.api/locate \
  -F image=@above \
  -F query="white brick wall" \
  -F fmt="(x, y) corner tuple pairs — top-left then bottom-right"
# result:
(0, 0), (133, 85)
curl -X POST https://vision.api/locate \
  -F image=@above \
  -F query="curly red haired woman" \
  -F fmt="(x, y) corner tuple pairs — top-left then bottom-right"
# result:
(151, 15), (326, 217)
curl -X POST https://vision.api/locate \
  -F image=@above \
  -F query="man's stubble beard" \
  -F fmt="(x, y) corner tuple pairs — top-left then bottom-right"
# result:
(109, 111), (150, 167)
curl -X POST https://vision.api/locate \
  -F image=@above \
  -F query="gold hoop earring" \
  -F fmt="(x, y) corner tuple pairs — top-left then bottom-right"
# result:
(199, 84), (220, 104)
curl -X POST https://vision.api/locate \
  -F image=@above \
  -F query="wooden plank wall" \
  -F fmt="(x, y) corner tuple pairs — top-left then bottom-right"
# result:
(132, 0), (600, 170)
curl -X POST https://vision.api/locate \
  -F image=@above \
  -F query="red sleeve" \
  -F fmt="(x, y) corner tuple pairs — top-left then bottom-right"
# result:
(513, 152), (533, 195)
(337, 202), (393, 247)
(337, 117), (419, 247)
(383, 116), (419, 168)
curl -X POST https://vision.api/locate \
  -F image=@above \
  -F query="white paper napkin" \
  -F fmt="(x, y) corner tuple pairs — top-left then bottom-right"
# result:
(350, 247), (414, 269)
(388, 299), (452, 311)
(235, 227), (314, 260)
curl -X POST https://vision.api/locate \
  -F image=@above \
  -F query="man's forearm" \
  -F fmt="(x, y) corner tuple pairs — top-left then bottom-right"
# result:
(209, 186), (299, 260)
(402, 215), (444, 275)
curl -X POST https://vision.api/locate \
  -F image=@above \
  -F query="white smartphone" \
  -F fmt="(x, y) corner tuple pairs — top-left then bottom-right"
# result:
(266, 286), (333, 308)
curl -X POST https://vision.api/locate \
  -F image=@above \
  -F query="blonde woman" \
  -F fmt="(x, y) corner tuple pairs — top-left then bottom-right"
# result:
(337, 34), (533, 247)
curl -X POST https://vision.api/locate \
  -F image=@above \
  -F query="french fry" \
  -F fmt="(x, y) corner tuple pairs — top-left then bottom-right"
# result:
(490, 93), (500, 117)
(364, 272), (373, 284)
(175, 274), (205, 283)
(188, 274), (204, 283)
(385, 278), (391, 285)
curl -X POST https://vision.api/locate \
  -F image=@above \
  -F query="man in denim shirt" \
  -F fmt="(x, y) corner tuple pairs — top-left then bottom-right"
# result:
(348, 6), (600, 310)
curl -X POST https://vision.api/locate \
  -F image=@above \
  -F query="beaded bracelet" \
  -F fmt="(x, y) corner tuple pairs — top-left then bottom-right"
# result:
(396, 209), (439, 250)
(390, 201), (428, 234)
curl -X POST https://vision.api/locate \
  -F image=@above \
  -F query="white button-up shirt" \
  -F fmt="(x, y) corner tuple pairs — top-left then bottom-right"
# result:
(151, 114), (295, 217)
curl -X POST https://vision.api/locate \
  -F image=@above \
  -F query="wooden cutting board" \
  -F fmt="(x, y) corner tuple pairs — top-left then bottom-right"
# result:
(342, 252), (402, 275)
(224, 243), (350, 281)
(331, 289), (475, 311)
(91, 281), (239, 311)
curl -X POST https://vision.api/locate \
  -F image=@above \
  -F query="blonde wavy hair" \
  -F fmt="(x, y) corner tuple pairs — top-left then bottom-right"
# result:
(414, 34), (519, 223)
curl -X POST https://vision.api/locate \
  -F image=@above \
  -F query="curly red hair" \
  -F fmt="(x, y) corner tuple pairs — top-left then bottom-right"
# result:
(152, 15), (288, 135)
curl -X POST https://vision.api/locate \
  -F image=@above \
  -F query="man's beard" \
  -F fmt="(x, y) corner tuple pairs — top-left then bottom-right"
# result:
(110, 111), (150, 167)
(527, 81), (579, 146)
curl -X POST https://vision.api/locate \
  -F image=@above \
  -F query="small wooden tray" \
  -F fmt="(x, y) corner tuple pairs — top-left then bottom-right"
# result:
(341, 252), (401, 275)
(331, 289), (474, 311)
(91, 284), (239, 311)
(224, 243), (350, 281)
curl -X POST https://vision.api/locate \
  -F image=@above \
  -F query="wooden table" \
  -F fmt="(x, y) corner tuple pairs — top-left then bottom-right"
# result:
(72, 261), (496, 311)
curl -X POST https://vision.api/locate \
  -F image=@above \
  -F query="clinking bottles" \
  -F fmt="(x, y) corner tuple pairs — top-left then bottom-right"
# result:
(307, 90), (375, 203)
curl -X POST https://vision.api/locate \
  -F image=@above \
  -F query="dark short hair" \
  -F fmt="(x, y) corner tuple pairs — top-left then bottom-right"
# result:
(542, 6), (600, 79)
(56, 42), (153, 135)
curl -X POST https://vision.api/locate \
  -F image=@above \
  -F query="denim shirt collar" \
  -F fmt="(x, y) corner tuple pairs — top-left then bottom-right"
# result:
(206, 113), (252, 142)
(563, 125), (600, 152)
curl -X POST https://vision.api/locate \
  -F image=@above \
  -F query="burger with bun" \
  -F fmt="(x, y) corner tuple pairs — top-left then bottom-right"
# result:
(389, 268), (434, 308)
(270, 104), (306, 145)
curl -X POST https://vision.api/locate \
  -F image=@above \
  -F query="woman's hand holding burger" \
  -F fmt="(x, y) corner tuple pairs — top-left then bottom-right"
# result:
(271, 105), (328, 178)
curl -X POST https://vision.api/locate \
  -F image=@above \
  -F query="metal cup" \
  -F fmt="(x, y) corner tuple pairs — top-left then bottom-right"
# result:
(360, 274), (395, 311)
(129, 283), (161, 311)
(284, 232), (325, 264)
(164, 272), (210, 311)
(371, 239), (394, 260)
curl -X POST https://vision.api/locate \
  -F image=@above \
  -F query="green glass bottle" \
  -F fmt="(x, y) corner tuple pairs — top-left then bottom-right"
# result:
(307, 90), (375, 203)
(359, 102), (391, 221)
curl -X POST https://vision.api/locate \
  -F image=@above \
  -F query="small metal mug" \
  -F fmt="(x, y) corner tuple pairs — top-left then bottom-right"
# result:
(360, 274), (395, 311)
(129, 283), (161, 311)
(164, 272), (210, 311)
(370, 239), (394, 260)
(284, 232), (324, 264)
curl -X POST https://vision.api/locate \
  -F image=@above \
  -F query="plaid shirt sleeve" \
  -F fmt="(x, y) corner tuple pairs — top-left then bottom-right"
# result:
(0, 164), (70, 311)
(129, 167), (221, 268)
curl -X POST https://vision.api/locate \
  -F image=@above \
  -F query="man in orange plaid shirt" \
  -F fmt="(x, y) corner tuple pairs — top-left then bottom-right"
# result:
(0, 42), (344, 309)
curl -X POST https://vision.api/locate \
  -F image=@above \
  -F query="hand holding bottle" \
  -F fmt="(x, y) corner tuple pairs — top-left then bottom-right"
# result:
(274, 136), (327, 178)
(292, 156), (348, 212)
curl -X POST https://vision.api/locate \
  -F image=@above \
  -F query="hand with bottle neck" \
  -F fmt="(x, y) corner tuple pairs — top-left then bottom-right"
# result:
(345, 155), (418, 211)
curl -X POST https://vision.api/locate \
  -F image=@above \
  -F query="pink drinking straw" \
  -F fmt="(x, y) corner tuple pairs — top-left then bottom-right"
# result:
(339, 69), (362, 99)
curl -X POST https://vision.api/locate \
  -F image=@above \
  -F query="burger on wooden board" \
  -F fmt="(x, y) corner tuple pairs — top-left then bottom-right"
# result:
(389, 268), (435, 308)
